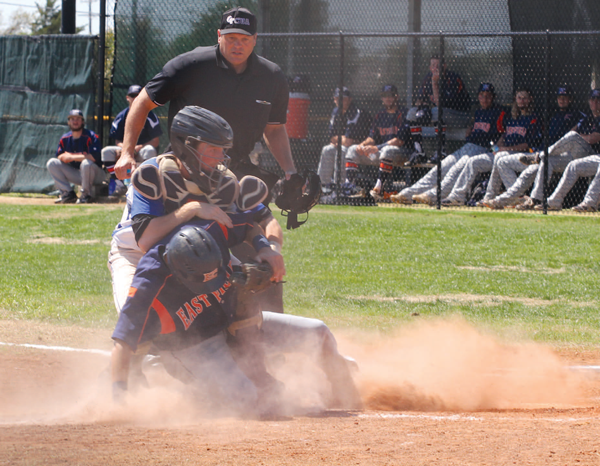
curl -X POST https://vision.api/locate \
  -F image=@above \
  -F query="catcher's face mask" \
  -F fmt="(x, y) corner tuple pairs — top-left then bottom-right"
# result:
(184, 138), (231, 193)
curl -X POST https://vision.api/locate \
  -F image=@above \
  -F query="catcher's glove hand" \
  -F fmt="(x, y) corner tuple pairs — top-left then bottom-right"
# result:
(231, 261), (274, 294)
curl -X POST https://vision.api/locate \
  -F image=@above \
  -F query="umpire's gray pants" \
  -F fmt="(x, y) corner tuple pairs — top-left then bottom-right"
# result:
(46, 158), (106, 197)
(399, 143), (487, 201)
(444, 151), (495, 203)
(530, 131), (595, 201)
(546, 155), (600, 209)
(317, 144), (348, 185)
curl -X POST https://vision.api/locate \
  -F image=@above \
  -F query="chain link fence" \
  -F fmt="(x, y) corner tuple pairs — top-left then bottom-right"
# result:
(108, 0), (600, 213)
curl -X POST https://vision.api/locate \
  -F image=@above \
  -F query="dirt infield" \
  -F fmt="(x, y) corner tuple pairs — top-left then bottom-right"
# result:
(2, 319), (600, 465)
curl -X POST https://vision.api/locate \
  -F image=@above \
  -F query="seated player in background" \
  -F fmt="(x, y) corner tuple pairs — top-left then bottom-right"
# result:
(47, 109), (104, 204)
(405, 54), (472, 128)
(342, 84), (422, 201)
(482, 85), (585, 209)
(440, 87), (540, 206)
(393, 82), (505, 205)
(317, 87), (371, 195)
(102, 84), (163, 197)
(516, 89), (600, 211)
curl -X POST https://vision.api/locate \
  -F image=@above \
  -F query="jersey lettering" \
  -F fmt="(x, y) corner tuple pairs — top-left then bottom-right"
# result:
(473, 122), (491, 133)
(506, 126), (527, 137)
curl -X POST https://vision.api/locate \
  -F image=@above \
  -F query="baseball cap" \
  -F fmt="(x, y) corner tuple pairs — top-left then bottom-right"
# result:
(334, 87), (351, 98)
(220, 7), (257, 36)
(127, 84), (142, 96)
(590, 89), (600, 99)
(557, 85), (573, 96)
(68, 109), (84, 119)
(478, 82), (495, 95)
(381, 84), (398, 96)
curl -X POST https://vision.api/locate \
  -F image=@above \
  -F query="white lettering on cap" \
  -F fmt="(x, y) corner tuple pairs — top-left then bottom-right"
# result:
(226, 15), (250, 26)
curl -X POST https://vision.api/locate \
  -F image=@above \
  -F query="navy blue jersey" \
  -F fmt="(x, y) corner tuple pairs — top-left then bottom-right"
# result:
(466, 105), (507, 147)
(503, 113), (542, 150)
(548, 107), (586, 144)
(328, 103), (371, 142)
(110, 107), (163, 145)
(112, 216), (256, 352)
(576, 114), (600, 152)
(419, 70), (471, 112)
(55, 128), (102, 168)
(369, 108), (406, 144)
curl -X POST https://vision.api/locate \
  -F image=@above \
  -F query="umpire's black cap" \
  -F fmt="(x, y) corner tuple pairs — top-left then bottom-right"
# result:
(220, 7), (257, 36)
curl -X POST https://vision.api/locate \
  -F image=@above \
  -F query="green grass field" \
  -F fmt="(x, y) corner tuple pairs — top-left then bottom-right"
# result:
(1, 202), (599, 346)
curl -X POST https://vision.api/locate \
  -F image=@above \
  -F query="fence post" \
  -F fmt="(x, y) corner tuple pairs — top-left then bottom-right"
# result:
(542, 30), (551, 214)
(96, 0), (106, 144)
(334, 31), (345, 202)
(436, 32), (445, 210)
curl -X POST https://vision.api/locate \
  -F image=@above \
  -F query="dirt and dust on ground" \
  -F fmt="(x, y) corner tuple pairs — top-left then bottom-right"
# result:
(2, 317), (600, 465)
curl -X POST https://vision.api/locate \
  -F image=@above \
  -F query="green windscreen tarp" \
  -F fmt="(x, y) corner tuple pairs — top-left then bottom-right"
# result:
(0, 35), (97, 193)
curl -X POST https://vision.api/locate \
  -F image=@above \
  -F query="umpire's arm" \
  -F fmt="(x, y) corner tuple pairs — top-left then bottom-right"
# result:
(115, 88), (158, 180)
(263, 124), (297, 178)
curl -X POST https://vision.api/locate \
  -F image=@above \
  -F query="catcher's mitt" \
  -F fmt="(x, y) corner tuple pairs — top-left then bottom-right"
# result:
(231, 261), (274, 295)
(274, 169), (322, 230)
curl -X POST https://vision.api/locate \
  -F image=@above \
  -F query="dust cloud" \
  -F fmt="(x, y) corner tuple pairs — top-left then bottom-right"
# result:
(0, 317), (590, 427)
(339, 317), (587, 411)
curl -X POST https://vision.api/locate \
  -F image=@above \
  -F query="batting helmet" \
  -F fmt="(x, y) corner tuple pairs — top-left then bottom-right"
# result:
(163, 225), (227, 295)
(170, 106), (234, 195)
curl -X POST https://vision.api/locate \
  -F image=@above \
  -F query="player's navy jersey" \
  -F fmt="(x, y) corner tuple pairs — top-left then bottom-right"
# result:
(329, 103), (371, 142)
(145, 45), (288, 166)
(110, 107), (163, 145)
(419, 70), (471, 112)
(548, 107), (586, 144)
(112, 217), (256, 352)
(55, 128), (102, 168)
(575, 114), (600, 152)
(503, 113), (542, 150)
(466, 105), (506, 147)
(369, 108), (406, 145)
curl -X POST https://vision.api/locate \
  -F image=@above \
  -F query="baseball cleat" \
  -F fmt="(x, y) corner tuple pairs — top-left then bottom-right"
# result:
(441, 197), (463, 206)
(55, 190), (77, 204)
(572, 203), (597, 213)
(76, 194), (94, 204)
(390, 193), (412, 204)
(482, 199), (504, 210)
(413, 193), (434, 205)
(369, 188), (383, 202)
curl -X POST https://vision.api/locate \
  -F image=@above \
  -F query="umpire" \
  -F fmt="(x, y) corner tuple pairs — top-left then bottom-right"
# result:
(115, 6), (297, 190)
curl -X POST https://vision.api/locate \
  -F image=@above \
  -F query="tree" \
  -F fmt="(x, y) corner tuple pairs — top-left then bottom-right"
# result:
(1, 9), (34, 35)
(30, 0), (83, 35)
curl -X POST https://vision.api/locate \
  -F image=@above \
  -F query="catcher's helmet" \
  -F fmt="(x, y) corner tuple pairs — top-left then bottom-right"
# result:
(163, 225), (227, 295)
(170, 106), (234, 195)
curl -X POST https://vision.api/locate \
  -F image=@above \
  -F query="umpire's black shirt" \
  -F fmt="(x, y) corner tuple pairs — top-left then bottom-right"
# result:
(145, 45), (289, 167)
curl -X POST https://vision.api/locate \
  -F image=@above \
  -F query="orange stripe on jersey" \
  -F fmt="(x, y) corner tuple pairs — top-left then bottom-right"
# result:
(152, 298), (176, 334)
(136, 274), (176, 348)
(128, 287), (137, 298)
